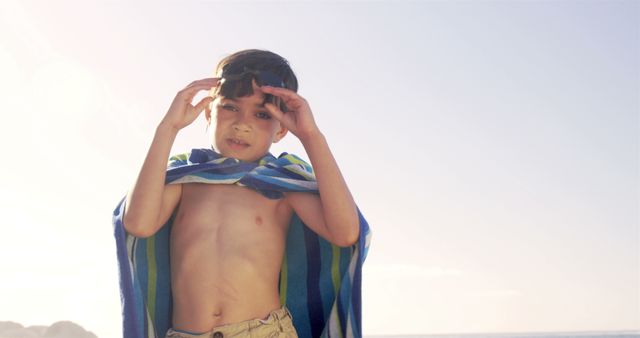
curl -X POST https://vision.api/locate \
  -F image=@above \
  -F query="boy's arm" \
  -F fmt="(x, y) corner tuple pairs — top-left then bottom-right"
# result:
(284, 132), (360, 247)
(123, 125), (182, 238)
(123, 78), (220, 238)
(262, 86), (360, 247)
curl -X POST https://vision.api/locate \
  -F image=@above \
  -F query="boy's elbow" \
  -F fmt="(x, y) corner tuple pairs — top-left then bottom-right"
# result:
(334, 222), (360, 247)
(123, 214), (154, 238)
(124, 223), (154, 238)
(335, 233), (359, 248)
(126, 227), (152, 239)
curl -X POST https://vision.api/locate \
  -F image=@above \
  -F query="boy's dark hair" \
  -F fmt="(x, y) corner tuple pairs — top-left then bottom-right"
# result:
(213, 49), (298, 112)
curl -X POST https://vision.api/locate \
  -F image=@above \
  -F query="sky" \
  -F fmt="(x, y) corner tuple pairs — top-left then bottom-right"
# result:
(0, 0), (638, 337)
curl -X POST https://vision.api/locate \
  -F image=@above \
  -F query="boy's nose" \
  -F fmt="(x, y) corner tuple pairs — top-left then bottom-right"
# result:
(232, 121), (251, 133)
(231, 111), (252, 132)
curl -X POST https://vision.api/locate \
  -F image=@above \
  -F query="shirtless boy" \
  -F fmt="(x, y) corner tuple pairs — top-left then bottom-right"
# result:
(122, 49), (360, 337)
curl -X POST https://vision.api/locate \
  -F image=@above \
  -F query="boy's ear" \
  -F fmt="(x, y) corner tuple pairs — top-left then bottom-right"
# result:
(273, 123), (288, 143)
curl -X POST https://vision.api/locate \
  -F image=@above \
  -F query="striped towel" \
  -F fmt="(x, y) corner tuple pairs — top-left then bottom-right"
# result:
(112, 148), (372, 338)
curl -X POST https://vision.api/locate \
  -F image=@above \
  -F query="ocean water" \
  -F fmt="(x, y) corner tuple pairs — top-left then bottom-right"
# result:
(365, 331), (640, 338)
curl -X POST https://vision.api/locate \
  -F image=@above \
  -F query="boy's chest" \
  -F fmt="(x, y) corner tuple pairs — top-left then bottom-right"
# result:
(172, 183), (292, 237)
(180, 182), (279, 210)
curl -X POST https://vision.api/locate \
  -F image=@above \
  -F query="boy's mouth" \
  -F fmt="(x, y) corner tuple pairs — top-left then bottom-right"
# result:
(227, 138), (250, 148)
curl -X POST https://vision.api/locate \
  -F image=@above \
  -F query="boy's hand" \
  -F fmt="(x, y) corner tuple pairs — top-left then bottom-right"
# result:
(261, 86), (321, 142)
(159, 78), (221, 131)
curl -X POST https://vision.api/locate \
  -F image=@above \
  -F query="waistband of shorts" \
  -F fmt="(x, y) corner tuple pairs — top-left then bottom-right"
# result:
(223, 305), (292, 329)
(166, 305), (293, 337)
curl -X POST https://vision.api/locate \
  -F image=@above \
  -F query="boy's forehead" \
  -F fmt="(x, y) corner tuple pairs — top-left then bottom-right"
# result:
(217, 92), (270, 107)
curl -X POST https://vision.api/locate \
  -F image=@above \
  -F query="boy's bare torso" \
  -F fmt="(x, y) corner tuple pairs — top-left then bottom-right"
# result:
(170, 182), (293, 332)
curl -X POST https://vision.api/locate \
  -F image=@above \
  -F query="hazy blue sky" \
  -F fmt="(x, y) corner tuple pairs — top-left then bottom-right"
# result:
(0, 1), (638, 337)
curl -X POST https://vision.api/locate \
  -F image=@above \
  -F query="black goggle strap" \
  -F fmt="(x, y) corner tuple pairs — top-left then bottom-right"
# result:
(221, 66), (286, 88)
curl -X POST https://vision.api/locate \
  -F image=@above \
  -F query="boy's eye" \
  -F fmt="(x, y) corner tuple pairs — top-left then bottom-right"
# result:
(219, 104), (269, 119)
(256, 112), (271, 120)
(221, 104), (237, 111)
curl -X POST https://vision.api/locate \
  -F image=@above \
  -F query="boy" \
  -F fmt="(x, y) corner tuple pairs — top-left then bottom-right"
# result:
(113, 50), (371, 338)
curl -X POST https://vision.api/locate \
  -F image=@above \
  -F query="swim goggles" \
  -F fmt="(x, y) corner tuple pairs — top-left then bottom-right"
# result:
(220, 65), (286, 88)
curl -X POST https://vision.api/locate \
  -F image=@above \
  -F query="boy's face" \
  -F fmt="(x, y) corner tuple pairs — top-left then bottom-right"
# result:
(205, 79), (287, 162)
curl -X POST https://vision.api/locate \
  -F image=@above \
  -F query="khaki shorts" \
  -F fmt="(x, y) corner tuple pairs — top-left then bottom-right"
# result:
(165, 306), (298, 338)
